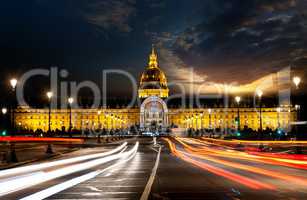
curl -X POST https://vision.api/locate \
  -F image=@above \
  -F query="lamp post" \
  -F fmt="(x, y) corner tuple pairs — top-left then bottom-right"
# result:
(257, 90), (263, 133)
(292, 76), (301, 145)
(68, 97), (74, 137)
(292, 76), (301, 121)
(46, 91), (53, 154)
(9, 78), (17, 132)
(9, 78), (18, 162)
(46, 92), (53, 133)
(1, 108), (7, 136)
(235, 96), (241, 131)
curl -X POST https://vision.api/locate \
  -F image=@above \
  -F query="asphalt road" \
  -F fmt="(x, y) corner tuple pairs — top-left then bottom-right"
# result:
(0, 137), (158, 200)
(155, 137), (307, 200)
(1, 137), (307, 200)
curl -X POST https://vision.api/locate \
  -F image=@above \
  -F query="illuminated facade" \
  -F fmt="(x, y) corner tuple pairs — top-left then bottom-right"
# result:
(168, 107), (296, 131)
(15, 106), (296, 132)
(15, 107), (138, 132)
(14, 46), (297, 132)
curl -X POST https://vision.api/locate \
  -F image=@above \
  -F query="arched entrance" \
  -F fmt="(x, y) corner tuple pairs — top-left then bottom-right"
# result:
(140, 96), (168, 131)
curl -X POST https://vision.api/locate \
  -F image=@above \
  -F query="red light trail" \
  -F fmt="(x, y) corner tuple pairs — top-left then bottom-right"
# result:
(165, 137), (307, 191)
(0, 136), (83, 143)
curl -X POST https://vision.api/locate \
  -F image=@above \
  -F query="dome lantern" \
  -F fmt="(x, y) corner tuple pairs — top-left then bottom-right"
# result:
(148, 45), (158, 68)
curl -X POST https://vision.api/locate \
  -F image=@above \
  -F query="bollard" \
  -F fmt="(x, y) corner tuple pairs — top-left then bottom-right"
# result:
(97, 135), (101, 144)
(1, 152), (8, 164)
(9, 142), (18, 163)
(46, 143), (53, 154)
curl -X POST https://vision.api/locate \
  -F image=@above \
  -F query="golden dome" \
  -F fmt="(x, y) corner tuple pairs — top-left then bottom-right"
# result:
(140, 67), (168, 89)
(138, 46), (169, 98)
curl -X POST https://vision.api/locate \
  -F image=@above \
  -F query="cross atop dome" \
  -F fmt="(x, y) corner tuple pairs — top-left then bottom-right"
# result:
(148, 44), (158, 68)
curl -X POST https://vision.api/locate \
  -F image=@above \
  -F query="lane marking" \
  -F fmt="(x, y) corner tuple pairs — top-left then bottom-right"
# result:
(140, 146), (161, 200)
(19, 142), (139, 200)
(150, 147), (159, 153)
(86, 186), (102, 192)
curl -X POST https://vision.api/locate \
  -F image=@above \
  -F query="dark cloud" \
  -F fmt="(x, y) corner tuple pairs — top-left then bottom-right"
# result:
(83, 0), (136, 33)
(0, 0), (306, 96)
(170, 0), (307, 84)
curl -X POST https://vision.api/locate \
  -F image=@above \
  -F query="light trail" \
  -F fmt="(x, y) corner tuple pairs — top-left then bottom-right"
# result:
(164, 138), (275, 190)
(192, 138), (307, 160)
(197, 147), (307, 170)
(187, 137), (307, 161)
(247, 151), (307, 161)
(19, 142), (139, 200)
(174, 137), (307, 187)
(0, 142), (127, 178)
(0, 142), (136, 197)
(180, 150), (307, 186)
(0, 136), (83, 142)
(202, 137), (307, 145)
(177, 138), (307, 168)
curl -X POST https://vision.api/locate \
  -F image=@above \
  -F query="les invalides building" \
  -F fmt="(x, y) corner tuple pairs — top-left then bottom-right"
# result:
(14, 47), (296, 134)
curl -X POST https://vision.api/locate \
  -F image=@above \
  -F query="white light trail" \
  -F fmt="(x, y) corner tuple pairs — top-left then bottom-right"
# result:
(20, 142), (139, 200)
(0, 142), (127, 178)
(0, 142), (133, 197)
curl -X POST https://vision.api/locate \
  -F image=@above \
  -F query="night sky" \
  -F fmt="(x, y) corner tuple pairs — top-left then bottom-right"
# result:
(0, 0), (306, 98)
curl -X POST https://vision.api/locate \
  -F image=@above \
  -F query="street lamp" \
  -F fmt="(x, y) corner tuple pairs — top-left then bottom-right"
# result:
(68, 97), (74, 104)
(1, 108), (8, 136)
(257, 90), (263, 98)
(46, 91), (53, 154)
(68, 97), (74, 136)
(293, 76), (301, 89)
(9, 78), (18, 162)
(10, 79), (18, 91)
(292, 76), (301, 117)
(2, 108), (7, 115)
(235, 96), (241, 131)
(9, 78), (18, 130)
(47, 91), (53, 99)
(46, 91), (53, 133)
(292, 76), (301, 146)
(257, 90), (263, 132)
